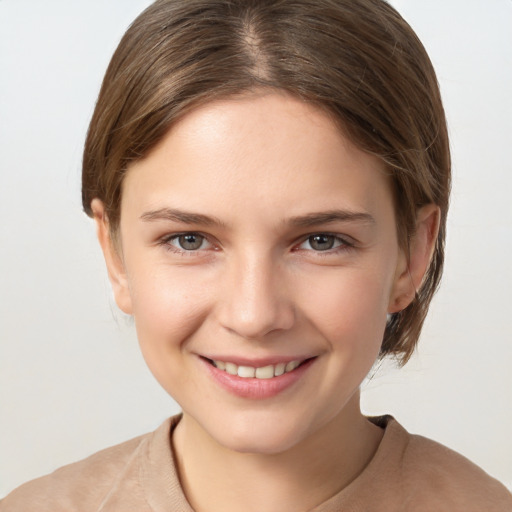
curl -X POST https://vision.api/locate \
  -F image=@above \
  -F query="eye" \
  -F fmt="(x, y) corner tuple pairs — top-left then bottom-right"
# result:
(299, 234), (347, 252)
(167, 233), (211, 251)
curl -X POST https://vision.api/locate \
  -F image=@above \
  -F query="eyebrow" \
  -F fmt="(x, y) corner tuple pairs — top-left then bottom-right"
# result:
(140, 208), (226, 227)
(288, 210), (376, 228)
(140, 207), (374, 228)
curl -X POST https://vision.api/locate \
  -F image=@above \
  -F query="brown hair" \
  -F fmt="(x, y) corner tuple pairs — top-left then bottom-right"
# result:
(82, 0), (450, 364)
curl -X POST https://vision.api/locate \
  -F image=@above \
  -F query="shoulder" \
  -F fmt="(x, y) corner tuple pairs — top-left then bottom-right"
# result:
(0, 430), (152, 512)
(389, 419), (512, 511)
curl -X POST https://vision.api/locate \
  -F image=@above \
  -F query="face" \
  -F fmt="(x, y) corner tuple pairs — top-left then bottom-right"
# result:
(99, 92), (413, 454)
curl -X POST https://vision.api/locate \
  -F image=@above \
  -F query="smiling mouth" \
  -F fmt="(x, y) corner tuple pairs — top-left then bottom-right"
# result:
(204, 358), (313, 379)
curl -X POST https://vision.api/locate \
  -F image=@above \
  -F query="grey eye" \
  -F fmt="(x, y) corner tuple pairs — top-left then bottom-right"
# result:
(176, 234), (205, 250)
(308, 234), (336, 251)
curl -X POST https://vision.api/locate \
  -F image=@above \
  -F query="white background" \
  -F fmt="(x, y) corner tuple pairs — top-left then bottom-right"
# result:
(1, 0), (511, 497)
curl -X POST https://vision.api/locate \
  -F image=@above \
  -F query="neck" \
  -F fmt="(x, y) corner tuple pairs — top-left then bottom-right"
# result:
(172, 392), (384, 512)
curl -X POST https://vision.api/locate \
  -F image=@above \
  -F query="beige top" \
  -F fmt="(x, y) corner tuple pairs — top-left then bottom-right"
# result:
(1, 415), (511, 511)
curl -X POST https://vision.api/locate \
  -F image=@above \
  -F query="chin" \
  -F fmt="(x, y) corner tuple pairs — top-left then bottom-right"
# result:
(219, 426), (304, 455)
(201, 408), (318, 455)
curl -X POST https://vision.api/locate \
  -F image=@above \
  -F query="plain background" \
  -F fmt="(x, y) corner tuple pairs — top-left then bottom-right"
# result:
(1, 0), (511, 498)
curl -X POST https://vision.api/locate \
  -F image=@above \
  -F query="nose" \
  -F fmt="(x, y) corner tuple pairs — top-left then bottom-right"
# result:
(216, 253), (295, 340)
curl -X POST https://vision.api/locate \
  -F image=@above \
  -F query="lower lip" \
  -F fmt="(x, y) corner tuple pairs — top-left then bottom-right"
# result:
(201, 357), (316, 399)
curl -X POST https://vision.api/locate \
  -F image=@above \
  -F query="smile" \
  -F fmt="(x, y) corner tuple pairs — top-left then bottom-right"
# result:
(210, 359), (303, 379)
(201, 356), (316, 399)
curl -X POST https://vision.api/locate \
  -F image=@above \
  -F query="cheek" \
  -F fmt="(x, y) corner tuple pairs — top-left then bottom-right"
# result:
(296, 265), (392, 351)
(126, 266), (216, 397)
(127, 264), (212, 351)
(305, 270), (390, 405)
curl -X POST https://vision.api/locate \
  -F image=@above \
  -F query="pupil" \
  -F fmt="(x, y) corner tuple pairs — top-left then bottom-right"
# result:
(179, 234), (202, 250)
(310, 234), (334, 251)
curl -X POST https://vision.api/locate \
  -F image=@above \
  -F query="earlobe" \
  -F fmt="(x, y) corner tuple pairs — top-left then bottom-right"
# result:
(91, 199), (133, 315)
(388, 204), (440, 313)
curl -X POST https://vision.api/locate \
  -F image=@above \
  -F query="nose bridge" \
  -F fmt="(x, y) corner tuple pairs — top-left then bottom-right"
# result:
(218, 248), (294, 339)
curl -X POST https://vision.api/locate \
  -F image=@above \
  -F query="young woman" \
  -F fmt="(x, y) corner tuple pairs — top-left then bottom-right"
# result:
(2, 0), (511, 510)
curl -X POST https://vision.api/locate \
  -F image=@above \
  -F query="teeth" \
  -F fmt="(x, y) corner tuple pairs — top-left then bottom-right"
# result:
(285, 360), (300, 372)
(238, 366), (255, 378)
(225, 362), (238, 375)
(274, 363), (286, 376)
(215, 360), (226, 371)
(255, 365), (274, 379)
(212, 359), (304, 379)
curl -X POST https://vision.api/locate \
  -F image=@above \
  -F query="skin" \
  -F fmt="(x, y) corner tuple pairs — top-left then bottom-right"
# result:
(93, 91), (439, 512)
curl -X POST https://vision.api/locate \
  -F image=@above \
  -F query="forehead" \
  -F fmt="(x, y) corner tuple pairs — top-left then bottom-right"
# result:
(121, 92), (394, 227)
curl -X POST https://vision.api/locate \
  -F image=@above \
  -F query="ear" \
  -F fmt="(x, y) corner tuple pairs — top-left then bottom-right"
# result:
(91, 199), (133, 315)
(388, 204), (440, 313)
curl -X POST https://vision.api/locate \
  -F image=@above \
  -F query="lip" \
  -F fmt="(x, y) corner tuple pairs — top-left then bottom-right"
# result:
(200, 356), (316, 400)
(201, 354), (312, 367)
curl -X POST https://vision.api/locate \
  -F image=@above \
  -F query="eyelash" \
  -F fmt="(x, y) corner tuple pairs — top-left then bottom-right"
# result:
(157, 232), (355, 256)
(158, 232), (215, 256)
(294, 233), (354, 256)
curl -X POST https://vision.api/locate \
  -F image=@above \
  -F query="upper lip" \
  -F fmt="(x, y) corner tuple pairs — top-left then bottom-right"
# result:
(199, 354), (317, 367)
